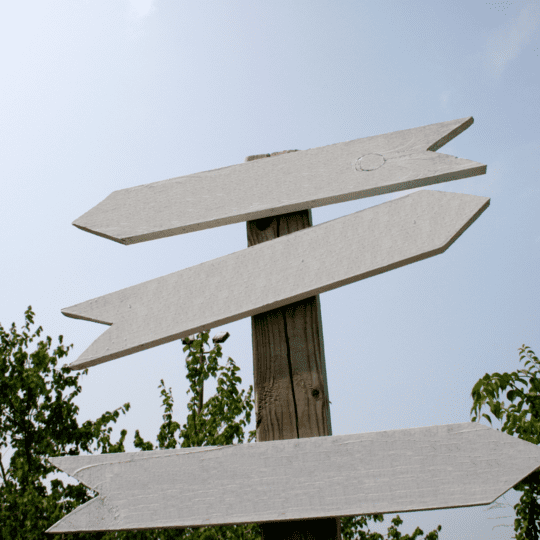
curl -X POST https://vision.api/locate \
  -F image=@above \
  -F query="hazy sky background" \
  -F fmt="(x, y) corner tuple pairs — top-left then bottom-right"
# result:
(1, 1), (539, 538)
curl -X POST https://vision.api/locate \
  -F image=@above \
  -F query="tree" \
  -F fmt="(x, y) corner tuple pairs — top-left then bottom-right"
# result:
(130, 330), (261, 540)
(0, 309), (258, 540)
(134, 330), (257, 451)
(470, 344), (540, 539)
(340, 515), (440, 540)
(0, 308), (440, 540)
(0, 306), (130, 540)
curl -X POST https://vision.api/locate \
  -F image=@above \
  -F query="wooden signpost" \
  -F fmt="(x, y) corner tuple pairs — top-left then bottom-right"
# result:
(48, 117), (537, 539)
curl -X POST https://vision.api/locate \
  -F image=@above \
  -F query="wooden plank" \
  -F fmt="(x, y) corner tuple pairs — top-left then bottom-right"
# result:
(246, 149), (339, 539)
(62, 190), (490, 370)
(46, 422), (540, 533)
(72, 117), (486, 245)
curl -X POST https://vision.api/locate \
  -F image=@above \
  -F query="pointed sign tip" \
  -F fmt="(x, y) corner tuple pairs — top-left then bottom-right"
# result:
(73, 220), (129, 245)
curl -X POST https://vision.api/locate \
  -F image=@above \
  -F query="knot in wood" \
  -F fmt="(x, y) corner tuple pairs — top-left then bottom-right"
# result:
(254, 216), (274, 231)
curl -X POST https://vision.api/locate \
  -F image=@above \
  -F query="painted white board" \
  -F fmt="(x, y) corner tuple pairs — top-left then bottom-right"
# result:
(63, 190), (489, 369)
(47, 422), (540, 533)
(73, 117), (486, 244)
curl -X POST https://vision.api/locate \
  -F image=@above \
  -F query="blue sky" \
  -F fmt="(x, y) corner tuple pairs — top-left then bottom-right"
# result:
(1, 1), (539, 538)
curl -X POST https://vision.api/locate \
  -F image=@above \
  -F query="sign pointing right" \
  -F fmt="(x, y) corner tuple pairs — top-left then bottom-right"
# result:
(62, 189), (489, 370)
(47, 422), (540, 533)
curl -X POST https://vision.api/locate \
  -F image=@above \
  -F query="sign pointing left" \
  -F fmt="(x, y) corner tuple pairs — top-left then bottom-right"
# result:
(73, 117), (485, 244)
(63, 190), (489, 370)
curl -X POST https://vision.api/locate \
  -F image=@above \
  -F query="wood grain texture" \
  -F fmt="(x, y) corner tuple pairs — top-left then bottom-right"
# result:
(62, 190), (490, 370)
(247, 150), (338, 539)
(247, 188), (332, 442)
(250, 295), (332, 442)
(72, 117), (486, 245)
(47, 422), (540, 533)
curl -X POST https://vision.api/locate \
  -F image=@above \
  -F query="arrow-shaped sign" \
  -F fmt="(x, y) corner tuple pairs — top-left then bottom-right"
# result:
(73, 117), (486, 245)
(63, 190), (489, 369)
(47, 422), (540, 533)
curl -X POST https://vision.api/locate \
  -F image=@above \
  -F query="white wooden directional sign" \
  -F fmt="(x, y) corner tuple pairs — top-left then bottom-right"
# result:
(73, 117), (486, 245)
(63, 190), (489, 369)
(47, 422), (540, 533)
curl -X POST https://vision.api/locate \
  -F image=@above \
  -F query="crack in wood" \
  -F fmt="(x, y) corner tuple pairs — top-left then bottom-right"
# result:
(282, 303), (300, 440)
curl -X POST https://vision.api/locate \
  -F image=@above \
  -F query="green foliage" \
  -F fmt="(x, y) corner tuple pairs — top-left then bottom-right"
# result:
(134, 330), (256, 452)
(470, 344), (540, 539)
(341, 514), (440, 540)
(129, 331), (260, 540)
(0, 309), (441, 540)
(0, 306), (130, 540)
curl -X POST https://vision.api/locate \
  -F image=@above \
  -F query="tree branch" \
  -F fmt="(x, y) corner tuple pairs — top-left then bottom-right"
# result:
(0, 450), (9, 486)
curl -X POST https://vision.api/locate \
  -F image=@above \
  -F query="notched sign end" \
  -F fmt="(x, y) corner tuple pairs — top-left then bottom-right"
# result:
(65, 330), (170, 371)
(427, 116), (474, 152)
(67, 345), (127, 371)
(46, 498), (113, 534)
(64, 322), (205, 371)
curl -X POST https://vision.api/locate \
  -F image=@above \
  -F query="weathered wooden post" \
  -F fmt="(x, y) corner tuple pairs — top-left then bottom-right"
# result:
(246, 150), (339, 540)
(45, 117), (540, 538)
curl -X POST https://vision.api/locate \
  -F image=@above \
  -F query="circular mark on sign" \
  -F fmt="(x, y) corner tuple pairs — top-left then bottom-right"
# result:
(311, 389), (320, 398)
(354, 153), (386, 172)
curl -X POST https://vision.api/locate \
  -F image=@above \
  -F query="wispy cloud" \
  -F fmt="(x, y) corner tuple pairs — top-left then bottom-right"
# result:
(439, 90), (452, 110)
(483, 1), (540, 78)
(126, 0), (156, 18)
